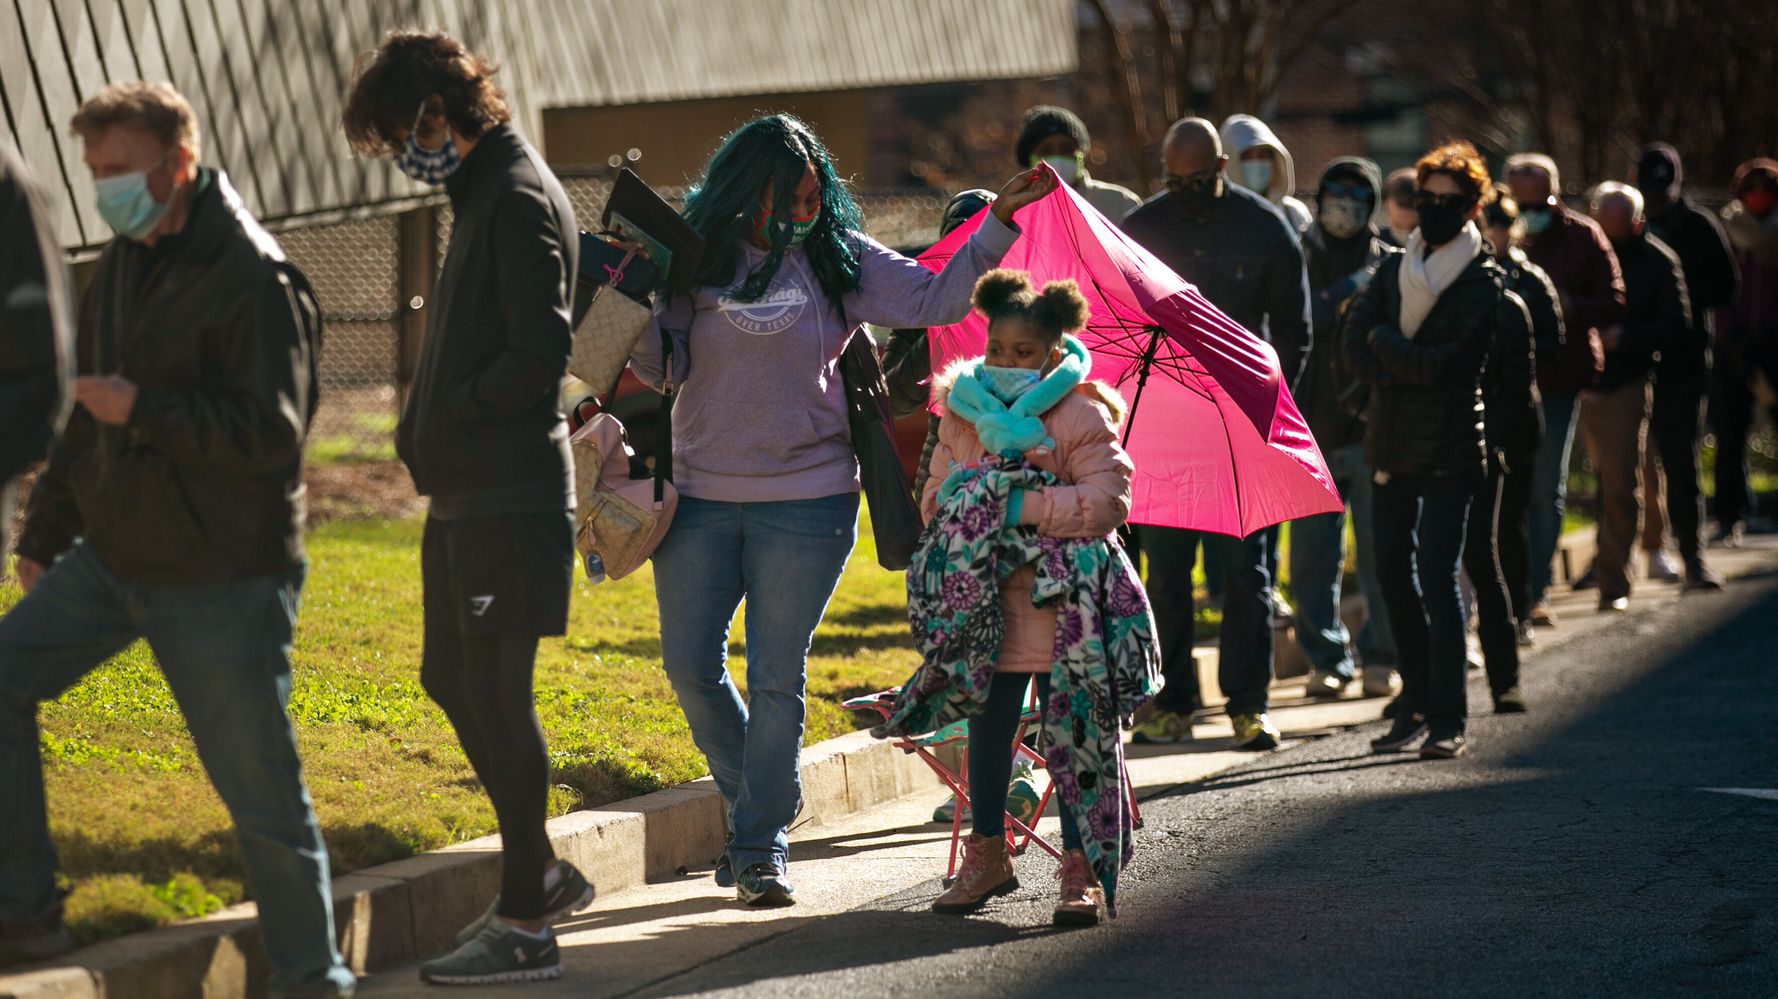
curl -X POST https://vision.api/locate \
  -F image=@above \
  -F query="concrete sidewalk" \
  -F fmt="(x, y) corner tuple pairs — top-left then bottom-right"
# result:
(4, 531), (1773, 998)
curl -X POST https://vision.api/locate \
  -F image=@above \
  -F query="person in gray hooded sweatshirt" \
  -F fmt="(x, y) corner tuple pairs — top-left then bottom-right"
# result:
(1221, 114), (1313, 234)
(630, 114), (1053, 909)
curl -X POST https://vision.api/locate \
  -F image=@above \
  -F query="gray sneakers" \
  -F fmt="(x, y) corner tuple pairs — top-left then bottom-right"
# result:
(420, 920), (561, 985)
(451, 861), (594, 949)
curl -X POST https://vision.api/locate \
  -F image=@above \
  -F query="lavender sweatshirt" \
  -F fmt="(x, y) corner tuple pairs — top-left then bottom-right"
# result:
(630, 214), (1018, 502)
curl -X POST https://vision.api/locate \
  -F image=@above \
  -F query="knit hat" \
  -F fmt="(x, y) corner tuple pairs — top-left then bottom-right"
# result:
(1015, 105), (1090, 168)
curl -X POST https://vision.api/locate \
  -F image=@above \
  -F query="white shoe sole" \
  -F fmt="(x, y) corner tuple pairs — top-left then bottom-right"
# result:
(422, 962), (564, 985)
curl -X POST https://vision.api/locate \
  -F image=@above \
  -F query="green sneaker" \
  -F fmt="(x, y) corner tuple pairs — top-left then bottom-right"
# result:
(1131, 709), (1194, 744)
(1231, 712), (1281, 750)
(451, 861), (594, 948)
(1007, 762), (1042, 827)
(420, 920), (561, 985)
(932, 794), (973, 824)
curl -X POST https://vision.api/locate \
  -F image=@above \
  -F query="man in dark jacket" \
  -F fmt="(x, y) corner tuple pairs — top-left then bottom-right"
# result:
(1483, 193), (1562, 644)
(342, 31), (590, 984)
(1634, 145), (1736, 586)
(1120, 118), (1311, 751)
(1581, 184), (1689, 611)
(0, 142), (72, 574)
(1507, 153), (1626, 625)
(1289, 157), (1399, 700)
(1711, 159), (1778, 545)
(0, 83), (351, 993)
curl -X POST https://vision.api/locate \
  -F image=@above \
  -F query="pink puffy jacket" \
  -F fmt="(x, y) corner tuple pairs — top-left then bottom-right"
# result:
(922, 371), (1135, 673)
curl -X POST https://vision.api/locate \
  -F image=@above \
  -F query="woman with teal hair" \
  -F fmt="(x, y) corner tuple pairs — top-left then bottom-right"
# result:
(630, 113), (1052, 907)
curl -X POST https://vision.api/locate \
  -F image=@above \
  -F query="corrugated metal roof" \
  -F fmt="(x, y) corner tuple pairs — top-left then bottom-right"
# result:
(2, 0), (1076, 252)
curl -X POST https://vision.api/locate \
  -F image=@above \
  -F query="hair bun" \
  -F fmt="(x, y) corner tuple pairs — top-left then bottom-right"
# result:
(972, 268), (1033, 315)
(1035, 279), (1090, 333)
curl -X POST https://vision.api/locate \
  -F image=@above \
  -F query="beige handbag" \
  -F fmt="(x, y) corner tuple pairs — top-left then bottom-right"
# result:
(568, 279), (652, 390)
(570, 412), (677, 581)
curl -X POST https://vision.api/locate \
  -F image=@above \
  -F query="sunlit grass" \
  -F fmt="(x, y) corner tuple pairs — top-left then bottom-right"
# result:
(2, 512), (920, 944)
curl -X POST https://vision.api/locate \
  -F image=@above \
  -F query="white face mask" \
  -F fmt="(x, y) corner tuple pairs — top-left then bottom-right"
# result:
(1241, 159), (1274, 194)
(1037, 154), (1082, 185)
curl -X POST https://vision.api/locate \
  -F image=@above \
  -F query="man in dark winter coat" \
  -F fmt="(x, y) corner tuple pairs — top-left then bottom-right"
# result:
(0, 142), (72, 575)
(1290, 157), (1399, 700)
(1582, 183), (1690, 611)
(1507, 153), (1626, 626)
(1120, 117), (1311, 752)
(1, 83), (351, 994)
(1482, 192), (1562, 644)
(1634, 144), (1736, 585)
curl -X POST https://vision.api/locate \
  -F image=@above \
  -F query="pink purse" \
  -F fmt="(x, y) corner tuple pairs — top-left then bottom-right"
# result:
(569, 412), (677, 581)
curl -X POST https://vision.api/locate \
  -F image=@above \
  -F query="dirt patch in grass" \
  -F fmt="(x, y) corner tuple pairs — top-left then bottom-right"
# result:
(305, 459), (424, 523)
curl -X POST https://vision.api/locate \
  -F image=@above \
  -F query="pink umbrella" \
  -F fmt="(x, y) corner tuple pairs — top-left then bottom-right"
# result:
(917, 172), (1341, 536)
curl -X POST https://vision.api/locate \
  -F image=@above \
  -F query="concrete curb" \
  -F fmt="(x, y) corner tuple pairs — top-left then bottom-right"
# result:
(0, 729), (956, 998)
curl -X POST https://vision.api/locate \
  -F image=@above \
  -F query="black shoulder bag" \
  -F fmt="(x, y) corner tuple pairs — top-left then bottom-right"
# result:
(838, 329), (923, 571)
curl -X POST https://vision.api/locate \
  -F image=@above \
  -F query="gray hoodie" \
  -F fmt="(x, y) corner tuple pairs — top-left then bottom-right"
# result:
(631, 214), (1018, 502)
(1221, 114), (1312, 234)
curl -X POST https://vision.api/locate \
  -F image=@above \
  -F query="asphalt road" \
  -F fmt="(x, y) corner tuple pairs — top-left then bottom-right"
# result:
(619, 568), (1778, 998)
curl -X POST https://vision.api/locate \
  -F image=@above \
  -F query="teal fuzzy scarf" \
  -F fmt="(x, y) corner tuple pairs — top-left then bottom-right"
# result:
(945, 335), (1091, 459)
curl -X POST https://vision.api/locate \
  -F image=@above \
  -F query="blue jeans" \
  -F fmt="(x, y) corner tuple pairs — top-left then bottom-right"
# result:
(0, 542), (353, 997)
(1529, 391), (1580, 603)
(650, 493), (858, 874)
(1290, 444), (1395, 678)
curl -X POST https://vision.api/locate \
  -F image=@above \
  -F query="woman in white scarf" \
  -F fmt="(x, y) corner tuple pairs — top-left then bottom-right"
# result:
(1340, 141), (1505, 761)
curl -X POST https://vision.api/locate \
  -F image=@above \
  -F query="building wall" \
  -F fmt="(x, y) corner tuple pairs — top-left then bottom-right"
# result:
(542, 92), (876, 187)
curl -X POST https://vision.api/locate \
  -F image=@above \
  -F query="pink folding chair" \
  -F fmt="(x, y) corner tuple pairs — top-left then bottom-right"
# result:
(847, 680), (1143, 881)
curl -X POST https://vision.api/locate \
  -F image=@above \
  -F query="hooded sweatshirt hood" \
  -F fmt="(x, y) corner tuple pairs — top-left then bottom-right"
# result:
(1220, 114), (1309, 231)
(1305, 156), (1384, 287)
(1221, 115), (1297, 204)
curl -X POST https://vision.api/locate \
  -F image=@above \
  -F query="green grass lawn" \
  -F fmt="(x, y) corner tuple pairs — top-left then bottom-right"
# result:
(1, 515), (922, 945)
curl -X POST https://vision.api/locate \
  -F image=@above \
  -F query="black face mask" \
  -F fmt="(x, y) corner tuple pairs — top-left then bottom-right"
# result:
(1166, 173), (1221, 216)
(1415, 193), (1474, 246)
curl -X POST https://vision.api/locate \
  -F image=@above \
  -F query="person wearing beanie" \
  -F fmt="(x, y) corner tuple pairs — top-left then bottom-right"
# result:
(1014, 104), (1141, 224)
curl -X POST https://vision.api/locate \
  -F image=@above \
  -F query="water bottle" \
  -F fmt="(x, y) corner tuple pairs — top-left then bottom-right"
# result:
(583, 551), (607, 586)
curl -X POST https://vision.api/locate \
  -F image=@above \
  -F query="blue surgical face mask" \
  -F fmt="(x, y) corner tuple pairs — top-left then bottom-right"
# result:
(94, 155), (173, 242)
(394, 102), (460, 185)
(1035, 153), (1083, 185)
(981, 365), (1043, 404)
(1521, 205), (1554, 235)
(1241, 159), (1274, 194)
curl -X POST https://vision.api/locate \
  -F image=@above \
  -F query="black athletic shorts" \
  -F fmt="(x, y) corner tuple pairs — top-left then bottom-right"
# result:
(421, 511), (574, 638)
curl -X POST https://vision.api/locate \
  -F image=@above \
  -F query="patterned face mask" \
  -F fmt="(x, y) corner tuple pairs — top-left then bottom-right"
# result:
(980, 365), (1042, 403)
(394, 102), (460, 185)
(1318, 195), (1372, 239)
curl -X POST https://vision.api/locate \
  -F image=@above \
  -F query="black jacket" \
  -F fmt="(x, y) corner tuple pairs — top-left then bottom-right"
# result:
(1600, 232), (1690, 392)
(17, 170), (322, 583)
(1343, 248), (1504, 480)
(396, 124), (578, 517)
(0, 141), (71, 483)
(1499, 248), (1565, 376)
(1645, 196), (1739, 372)
(1490, 289), (1540, 468)
(1122, 183), (1312, 388)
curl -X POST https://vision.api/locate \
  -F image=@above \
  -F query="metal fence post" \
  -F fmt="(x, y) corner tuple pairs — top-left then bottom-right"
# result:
(395, 205), (437, 406)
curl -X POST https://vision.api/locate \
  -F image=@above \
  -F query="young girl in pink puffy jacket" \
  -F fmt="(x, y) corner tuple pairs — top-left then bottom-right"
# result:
(922, 269), (1134, 925)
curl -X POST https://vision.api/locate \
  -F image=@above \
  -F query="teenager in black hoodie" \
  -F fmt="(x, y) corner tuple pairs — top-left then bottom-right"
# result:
(343, 32), (590, 985)
(1291, 157), (1400, 701)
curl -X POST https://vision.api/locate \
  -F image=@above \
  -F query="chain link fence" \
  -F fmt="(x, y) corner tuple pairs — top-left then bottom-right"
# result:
(279, 176), (952, 474)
